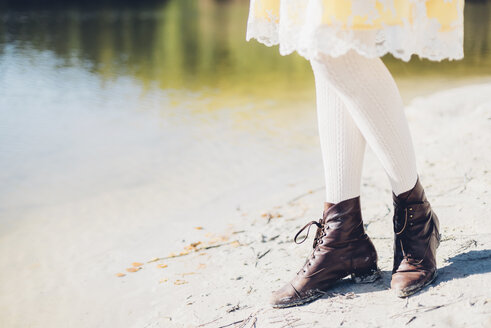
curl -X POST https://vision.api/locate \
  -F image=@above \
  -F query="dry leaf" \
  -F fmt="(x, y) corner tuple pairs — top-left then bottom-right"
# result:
(184, 241), (202, 251)
(179, 251), (190, 256)
(126, 267), (141, 273)
(115, 273), (126, 277)
(159, 278), (168, 284)
(132, 262), (143, 267)
(147, 257), (160, 263)
(174, 279), (188, 285)
(157, 264), (168, 269)
(168, 253), (177, 258)
(181, 272), (196, 276)
(194, 226), (203, 230)
(231, 240), (241, 248)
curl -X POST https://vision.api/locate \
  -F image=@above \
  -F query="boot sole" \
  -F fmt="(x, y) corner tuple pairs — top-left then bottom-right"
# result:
(395, 270), (438, 298)
(271, 268), (382, 309)
(351, 267), (382, 284)
(271, 292), (324, 309)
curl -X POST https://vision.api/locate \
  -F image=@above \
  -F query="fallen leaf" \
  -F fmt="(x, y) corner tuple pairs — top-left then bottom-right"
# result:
(194, 226), (203, 230)
(231, 241), (241, 248)
(184, 241), (202, 251)
(115, 273), (126, 277)
(174, 279), (188, 285)
(181, 272), (196, 276)
(157, 264), (168, 269)
(132, 262), (143, 267)
(147, 257), (160, 263)
(126, 267), (141, 273)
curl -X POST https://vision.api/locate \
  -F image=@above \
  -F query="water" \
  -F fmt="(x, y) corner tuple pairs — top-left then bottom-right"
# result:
(0, 0), (490, 227)
(2, 0), (490, 96)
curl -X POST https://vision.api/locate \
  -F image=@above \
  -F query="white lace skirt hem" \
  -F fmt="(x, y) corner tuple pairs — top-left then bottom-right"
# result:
(246, 17), (464, 62)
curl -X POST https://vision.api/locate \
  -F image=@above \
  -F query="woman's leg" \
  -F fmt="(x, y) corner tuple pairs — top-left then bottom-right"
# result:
(310, 51), (439, 298)
(310, 51), (418, 195)
(311, 62), (366, 203)
(270, 63), (381, 308)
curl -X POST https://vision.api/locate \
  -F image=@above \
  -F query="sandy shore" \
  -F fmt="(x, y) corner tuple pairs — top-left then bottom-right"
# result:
(1, 83), (491, 327)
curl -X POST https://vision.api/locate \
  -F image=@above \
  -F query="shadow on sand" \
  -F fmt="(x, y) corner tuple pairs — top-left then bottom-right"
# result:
(435, 249), (491, 285)
(314, 249), (491, 302)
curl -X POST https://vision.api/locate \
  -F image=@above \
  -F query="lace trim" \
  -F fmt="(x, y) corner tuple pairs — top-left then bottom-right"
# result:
(246, 2), (464, 62)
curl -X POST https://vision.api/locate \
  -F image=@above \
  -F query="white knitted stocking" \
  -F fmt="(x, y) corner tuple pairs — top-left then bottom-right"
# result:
(311, 50), (418, 198)
(312, 62), (366, 204)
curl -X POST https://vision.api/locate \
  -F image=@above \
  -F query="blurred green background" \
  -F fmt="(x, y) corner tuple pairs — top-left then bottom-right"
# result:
(1, 0), (490, 103)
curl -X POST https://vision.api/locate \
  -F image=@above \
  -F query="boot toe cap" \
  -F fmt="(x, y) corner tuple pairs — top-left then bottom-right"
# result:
(391, 270), (435, 297)
(270, 282), (322, 308)
(270, 284), (298, 308)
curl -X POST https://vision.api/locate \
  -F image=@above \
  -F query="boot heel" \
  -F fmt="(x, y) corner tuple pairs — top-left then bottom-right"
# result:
(351, 266), (381, 284)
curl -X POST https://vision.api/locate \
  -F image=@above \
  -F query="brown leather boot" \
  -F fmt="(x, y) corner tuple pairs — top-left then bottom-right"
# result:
(391, 177), (441, 297)
(270, 196), (380, 308)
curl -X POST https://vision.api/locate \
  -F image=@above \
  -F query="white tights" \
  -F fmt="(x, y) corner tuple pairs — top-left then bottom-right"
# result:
(311, 51), (418, 204)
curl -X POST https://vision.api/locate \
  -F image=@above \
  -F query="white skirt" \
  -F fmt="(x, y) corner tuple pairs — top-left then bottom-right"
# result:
(246, 0), (464, 62)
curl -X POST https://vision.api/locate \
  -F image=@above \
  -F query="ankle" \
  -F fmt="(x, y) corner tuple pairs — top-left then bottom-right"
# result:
(391, 173), (419, 197)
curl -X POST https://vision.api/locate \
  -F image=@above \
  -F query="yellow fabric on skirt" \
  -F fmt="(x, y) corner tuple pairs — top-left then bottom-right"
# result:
(246, 0), (464, 61)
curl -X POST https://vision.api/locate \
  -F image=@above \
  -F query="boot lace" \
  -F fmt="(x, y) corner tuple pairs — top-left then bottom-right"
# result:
(292, 218), (327, 274)
(294, 218), (326, 249)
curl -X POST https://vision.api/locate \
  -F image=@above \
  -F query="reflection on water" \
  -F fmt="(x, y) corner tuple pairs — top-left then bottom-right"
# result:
(0, 0), (313, 101)
(1, 0), (490, 99)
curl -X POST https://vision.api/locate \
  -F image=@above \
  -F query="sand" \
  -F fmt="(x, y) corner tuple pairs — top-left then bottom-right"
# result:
(1, 82), (490, 327)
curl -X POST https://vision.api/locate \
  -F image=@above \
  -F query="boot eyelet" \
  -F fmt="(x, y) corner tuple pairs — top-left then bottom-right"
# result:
(409, 215), (413, 218)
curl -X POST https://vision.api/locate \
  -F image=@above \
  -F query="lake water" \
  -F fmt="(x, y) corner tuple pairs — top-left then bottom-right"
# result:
(1, 0), (490, 229)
